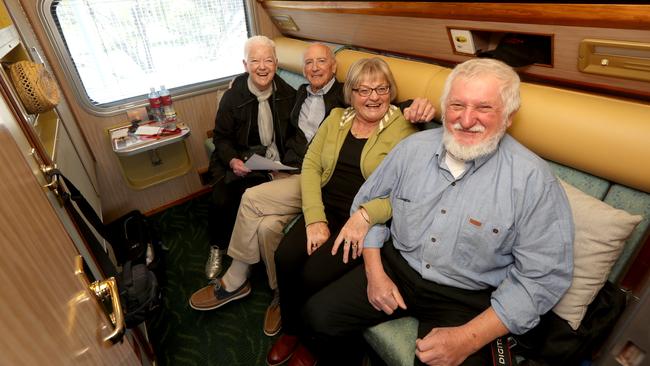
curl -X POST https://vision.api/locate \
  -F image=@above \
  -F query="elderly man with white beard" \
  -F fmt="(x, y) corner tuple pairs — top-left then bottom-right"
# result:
(299, 58), (575, 366)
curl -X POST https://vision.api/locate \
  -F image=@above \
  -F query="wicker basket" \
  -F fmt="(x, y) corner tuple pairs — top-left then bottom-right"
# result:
(8, 60), (60, 114)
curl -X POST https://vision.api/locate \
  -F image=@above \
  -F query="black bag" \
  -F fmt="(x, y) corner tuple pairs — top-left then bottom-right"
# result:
(52, 170), (162, 328)
(117, 261), (161, 328)
(512, 281), (627, 365)
(106, 210), (166, 286)
(106, 210), (151, 265)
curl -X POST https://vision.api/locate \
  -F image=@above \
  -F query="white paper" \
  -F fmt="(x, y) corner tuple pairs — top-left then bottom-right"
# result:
(134, 125), (162, 135)
(244, 154), (297, 171)
(111, 128), (128, 139)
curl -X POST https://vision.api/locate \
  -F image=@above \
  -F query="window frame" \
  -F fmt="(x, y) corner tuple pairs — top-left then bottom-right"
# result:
(37, 0), (256, 116)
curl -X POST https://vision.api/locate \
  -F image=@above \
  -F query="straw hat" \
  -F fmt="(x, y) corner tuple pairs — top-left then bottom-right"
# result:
(8, 60), (60, 114)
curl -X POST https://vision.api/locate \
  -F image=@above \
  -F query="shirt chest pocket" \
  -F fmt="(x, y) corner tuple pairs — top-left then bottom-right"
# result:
(454, 216), (511, 268)
(391, 197), (418, 251)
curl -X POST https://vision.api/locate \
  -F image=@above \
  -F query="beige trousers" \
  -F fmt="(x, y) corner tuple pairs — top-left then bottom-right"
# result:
(227, 174), (302, 290)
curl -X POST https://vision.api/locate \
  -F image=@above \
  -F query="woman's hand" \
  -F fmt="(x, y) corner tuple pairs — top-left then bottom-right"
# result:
(306, 222), (330, 255)
(229, 158), (251, 177)
(367, 267), (407, 315)
(332, 208), (371, 263)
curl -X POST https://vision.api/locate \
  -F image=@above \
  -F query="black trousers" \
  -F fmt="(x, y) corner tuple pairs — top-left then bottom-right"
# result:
(275, 213), (362, 335)
(301, 241), (494, 366)
(208, 174), (269, 248)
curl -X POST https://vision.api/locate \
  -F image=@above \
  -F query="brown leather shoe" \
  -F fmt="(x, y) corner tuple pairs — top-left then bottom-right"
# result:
(263, 290), (282, 336)
(189, 278), (251, 311)
(287, 344), (317, 366)
(267, 334), (299, 366)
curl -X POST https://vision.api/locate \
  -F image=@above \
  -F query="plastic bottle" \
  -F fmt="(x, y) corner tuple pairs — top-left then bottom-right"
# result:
(147, 87), (164, 123)
(159, 85), (177, 127)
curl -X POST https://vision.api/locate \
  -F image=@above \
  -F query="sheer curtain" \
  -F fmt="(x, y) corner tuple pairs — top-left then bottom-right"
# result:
(51, 0), (249, 105)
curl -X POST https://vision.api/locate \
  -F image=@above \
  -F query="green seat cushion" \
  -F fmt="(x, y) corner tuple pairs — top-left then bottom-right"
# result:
(604, 184), (650, 283)
(364, 317), (418, 366)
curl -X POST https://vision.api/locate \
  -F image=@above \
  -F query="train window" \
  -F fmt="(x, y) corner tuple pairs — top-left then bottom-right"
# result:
(42, 0), (250, 109)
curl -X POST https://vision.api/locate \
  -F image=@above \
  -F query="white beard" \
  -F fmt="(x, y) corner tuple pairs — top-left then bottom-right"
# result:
(442, 121), (506, 161)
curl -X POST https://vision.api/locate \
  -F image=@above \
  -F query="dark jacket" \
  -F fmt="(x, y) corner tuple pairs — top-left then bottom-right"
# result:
(283, 80), (346, 168)
(209, 73), (296, 183)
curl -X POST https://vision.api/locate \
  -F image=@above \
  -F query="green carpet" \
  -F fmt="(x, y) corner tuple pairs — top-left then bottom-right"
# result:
(147, 194), (277, 366)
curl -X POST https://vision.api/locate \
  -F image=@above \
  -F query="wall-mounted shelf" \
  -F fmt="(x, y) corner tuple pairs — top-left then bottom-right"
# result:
(108, 122), (192, 190)
(109, 122), (191, 157)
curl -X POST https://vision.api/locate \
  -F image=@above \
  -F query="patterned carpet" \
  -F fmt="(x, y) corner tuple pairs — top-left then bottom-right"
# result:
(147, 194), (278, 366)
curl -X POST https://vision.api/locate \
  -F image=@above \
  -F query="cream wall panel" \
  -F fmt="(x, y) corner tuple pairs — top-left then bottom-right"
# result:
(17, 0), (229, 221)
(254, 0), (283, 39)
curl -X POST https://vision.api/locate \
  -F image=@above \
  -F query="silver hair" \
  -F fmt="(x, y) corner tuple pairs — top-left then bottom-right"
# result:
(303, 42), (336, 62)
(244, 35), (277, 60)
(440, 58), (521, 123)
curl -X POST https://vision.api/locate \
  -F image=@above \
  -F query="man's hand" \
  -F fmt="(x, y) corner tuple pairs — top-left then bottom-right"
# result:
(416, 307), (509, 366)
(332, 208), (371, 263)
(229, 158), (251, 177)
(366, 265), (406, 314)
(306, 222), (330, 255)
(415, 326), (476, 366)
(403, 97), (435, 123)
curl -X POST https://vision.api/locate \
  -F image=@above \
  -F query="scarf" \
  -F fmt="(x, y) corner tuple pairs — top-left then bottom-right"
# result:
(247, 77), (279, 162)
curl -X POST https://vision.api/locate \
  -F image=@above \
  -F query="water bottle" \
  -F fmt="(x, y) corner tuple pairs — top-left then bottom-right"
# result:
(159, 85), (177, 127)
(148, 87), (164, 122)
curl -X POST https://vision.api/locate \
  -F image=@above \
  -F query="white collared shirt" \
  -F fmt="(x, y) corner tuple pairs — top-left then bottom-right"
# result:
(298, 77), (336, 142)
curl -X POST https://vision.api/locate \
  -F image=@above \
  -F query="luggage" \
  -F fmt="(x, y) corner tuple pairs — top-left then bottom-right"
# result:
(106, 210), (166, 286)
(51, 169), (163, 328)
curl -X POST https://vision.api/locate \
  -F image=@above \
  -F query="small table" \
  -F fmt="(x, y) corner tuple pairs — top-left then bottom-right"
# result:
(108, 121), (192, 189)
(109, 121), (191, 156)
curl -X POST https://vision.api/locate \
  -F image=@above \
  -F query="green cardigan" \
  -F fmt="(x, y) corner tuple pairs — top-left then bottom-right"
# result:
(301, 105), (417, 225)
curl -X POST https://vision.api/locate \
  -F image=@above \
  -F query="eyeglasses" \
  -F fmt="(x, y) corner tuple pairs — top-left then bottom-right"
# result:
(352, 85), (390, 97)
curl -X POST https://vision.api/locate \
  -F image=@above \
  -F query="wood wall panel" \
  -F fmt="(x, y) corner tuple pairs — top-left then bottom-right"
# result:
(263, 2), (650, 30)
(255, 0), (284, 39)
(264, 5), (650, 100)
(0, 125), (140, 365)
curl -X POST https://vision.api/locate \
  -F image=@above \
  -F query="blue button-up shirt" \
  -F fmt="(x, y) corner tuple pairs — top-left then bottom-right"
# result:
(352, 129), (574, 334)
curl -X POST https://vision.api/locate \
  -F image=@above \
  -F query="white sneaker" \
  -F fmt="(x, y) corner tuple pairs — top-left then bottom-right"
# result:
(205, 245), (223, 280)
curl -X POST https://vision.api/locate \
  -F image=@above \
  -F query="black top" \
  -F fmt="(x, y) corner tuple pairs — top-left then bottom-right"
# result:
(321, 131), (367, 219)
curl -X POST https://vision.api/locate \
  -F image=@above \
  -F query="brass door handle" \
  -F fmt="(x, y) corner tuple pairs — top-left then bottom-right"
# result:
(74, 256), (125, 344)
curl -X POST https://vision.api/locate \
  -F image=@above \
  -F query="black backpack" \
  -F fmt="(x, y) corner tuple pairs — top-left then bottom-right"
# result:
(105, 210), (165, 328)
(53, 170), (163, 329)
(117, 260), (160, 328)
